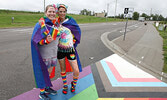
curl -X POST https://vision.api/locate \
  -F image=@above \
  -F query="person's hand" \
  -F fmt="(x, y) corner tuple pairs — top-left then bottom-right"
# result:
(39, 20), (44, 26)
(46, 35), (53, 42)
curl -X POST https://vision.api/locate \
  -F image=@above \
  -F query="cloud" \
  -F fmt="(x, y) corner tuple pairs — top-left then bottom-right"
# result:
(0, 0), (167, 17)
(0, 0), (43, 11)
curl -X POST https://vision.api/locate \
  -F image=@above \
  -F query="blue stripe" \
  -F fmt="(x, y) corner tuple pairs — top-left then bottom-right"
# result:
(100, 60), (167, 87)
(44, 73), (95, 100)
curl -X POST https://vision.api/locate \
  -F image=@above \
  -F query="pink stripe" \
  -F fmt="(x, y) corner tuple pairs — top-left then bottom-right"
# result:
(105, 61), (161, 82)
(149, 98), (167, 100)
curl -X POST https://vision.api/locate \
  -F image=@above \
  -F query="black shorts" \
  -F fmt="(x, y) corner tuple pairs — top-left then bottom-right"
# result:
(57, 50), (76, 60)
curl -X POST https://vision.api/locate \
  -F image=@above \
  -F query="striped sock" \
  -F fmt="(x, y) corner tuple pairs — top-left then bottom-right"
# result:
(40, 88), (45, 94)
(73, 76), (79, 87)
(61, 72), (67, 87)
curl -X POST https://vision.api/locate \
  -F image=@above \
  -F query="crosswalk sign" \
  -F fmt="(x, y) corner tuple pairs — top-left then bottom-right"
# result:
(124, 8), (129, 14)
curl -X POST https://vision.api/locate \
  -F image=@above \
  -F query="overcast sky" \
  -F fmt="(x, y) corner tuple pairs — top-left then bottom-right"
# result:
(0, 0), (167, 17)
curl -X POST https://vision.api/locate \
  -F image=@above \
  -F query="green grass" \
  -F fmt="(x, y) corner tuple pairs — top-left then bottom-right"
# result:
(0, 10), (124, 28)
(70, 14), (123, 23)
(0, 13), (44, 28)
(155, 25), (167, 73)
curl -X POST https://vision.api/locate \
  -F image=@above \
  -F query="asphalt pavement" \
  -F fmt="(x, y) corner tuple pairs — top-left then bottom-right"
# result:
(7, 21), (167, 99)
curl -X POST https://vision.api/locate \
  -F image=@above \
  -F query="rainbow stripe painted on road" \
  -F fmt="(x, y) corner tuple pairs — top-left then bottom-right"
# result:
(100, 60), (167, 87)
(98, 98), (167, 100)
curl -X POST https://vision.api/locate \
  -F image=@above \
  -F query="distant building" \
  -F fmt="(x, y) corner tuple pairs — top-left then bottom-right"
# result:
(94, 12), (105, 17)
(138, 17), (145, 22)
(150, 17), (153, 20)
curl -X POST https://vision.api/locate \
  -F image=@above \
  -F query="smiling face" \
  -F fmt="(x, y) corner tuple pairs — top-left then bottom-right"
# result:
(58, 7), (67, 22)
(45, 6), (56, 21)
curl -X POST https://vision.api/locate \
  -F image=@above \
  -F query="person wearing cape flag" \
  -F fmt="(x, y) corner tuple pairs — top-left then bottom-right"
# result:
(56, 4), (82, 94)
(31, 4), (60, 100)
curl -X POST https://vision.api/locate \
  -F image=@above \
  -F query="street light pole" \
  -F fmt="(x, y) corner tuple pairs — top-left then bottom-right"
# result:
(114, 0), (117, 18)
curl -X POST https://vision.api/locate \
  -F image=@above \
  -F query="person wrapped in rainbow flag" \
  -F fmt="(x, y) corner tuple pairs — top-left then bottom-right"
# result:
(56, 4), (82, 94)
(31, 4), (60, 100)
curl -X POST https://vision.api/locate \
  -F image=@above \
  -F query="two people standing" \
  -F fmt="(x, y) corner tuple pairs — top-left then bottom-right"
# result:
(31, 4), (82, 100)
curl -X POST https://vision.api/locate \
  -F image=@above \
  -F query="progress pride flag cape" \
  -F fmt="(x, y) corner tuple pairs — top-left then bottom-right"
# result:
(31, 18), (56, 88)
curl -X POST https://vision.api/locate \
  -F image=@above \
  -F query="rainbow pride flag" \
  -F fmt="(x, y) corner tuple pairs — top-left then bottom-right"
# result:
(49, 26), (60, 40)
(31, 17), (58, 88)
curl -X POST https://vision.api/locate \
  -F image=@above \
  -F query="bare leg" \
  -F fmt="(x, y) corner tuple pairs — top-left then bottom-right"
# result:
(69, 59), (79, 92)
(58, 58), (66, 73)
(69, 60), (79, 77)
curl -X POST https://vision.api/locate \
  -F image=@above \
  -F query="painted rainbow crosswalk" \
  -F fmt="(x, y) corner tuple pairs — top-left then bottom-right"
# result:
(100, 60), (167, 87)
(10, 54), (167, 100)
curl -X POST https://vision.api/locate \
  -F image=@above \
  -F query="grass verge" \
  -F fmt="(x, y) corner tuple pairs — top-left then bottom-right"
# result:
(156, 25), (167, 73)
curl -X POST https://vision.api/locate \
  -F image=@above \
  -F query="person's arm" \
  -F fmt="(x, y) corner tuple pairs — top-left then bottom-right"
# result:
(38, 35), (53, 45)
(39, 17), (45, 26)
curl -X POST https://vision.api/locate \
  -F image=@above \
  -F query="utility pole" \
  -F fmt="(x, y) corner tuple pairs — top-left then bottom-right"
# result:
(114, 0), (117, 18)
(150, 8), (152, 16)
(44, 0), (45, 12)
(106, 3), (109, 21)
(107, 3), (109, 16)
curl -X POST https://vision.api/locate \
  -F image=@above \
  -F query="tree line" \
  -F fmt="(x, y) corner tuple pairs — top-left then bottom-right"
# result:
(132, 12), (166, 21)
(80, 9), (167, 21)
